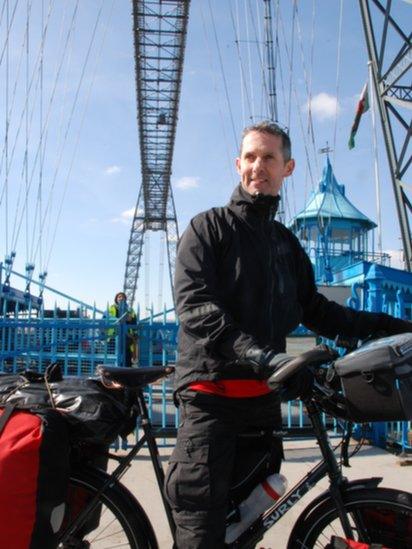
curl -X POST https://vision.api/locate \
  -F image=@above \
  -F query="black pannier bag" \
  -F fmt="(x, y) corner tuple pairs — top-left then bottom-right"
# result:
(332, 333), (412, 422)
(0, 365), (137, 444)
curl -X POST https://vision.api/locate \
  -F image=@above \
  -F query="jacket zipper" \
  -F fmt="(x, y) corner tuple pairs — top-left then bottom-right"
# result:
(262, 215), (275, 343)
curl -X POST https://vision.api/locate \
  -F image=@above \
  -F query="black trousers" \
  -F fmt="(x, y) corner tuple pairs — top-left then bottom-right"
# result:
(164, 390), (283, 549)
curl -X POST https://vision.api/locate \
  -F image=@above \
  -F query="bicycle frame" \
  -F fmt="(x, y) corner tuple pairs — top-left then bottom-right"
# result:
(230, 398), (358, 547)
(60, 388), (381, 548)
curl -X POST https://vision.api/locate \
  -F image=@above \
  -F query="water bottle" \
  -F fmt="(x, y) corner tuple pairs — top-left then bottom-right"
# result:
(225, 473), (287, 544)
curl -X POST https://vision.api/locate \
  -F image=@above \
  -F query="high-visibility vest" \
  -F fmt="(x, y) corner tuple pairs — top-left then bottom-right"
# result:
(107, 304), (137, 339)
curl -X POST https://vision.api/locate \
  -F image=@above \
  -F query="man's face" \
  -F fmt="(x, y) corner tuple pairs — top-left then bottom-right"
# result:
(236, 131), (295, 196)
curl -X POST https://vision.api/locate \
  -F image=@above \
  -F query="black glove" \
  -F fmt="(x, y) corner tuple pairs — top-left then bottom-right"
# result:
(280, 367), (314, 402)
(243, 345), (315, 399)
(242, 345), (292, 378)
(267, 345), (337, 401)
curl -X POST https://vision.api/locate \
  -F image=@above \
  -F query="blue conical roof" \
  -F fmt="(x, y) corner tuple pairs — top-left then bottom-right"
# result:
(289, 157), (376, 231)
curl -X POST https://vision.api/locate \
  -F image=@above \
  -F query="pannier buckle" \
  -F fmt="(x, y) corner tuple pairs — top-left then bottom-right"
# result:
(361, 371), (374, 384)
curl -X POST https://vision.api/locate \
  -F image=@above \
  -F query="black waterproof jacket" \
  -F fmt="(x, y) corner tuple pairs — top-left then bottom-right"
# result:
(174, 184), (410, 391)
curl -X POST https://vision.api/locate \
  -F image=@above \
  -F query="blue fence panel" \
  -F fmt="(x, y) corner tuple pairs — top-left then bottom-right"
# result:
(0, 312), (118, 375)
(138, 320), (178, 367)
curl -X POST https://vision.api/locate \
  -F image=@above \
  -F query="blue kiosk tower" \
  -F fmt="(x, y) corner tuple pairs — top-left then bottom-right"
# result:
(289, 156), (412, 321)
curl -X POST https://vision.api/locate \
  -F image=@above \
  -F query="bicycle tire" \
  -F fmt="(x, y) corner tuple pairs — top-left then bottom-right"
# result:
(58, 468), (158, 549)
(288, 487), (412, 549)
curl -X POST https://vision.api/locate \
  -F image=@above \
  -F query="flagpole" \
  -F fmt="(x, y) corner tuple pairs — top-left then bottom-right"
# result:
(368, 61), (383, 257)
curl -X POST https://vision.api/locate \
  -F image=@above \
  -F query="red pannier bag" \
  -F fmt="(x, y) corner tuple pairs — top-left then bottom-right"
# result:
(0, 404), (70, 549)
(326, 536), (391, 549)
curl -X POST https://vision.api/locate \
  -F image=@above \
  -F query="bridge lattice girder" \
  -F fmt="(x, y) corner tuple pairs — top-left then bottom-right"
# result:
(124, 0), (190, 307)
(359, 0), (412, 269)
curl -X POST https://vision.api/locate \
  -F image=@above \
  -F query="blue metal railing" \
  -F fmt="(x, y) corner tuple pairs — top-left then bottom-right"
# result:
(1, 262), (411, 451)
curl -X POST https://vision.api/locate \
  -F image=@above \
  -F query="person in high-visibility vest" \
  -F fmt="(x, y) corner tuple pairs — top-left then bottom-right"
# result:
(108, 292), (137, 367)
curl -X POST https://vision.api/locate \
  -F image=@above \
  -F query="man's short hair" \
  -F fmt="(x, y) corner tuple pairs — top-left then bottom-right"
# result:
(241, 121), (292, 161)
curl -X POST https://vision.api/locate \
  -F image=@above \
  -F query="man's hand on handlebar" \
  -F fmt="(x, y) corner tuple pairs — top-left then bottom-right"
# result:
(242, 345), (317, 401)
(260, 345), (339, 401)
(242, 345), (292, 376)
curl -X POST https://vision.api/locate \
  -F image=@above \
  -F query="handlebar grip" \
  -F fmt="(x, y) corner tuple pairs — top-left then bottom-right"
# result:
(267, 345), (338, 390)
(268, 355), (307, 389)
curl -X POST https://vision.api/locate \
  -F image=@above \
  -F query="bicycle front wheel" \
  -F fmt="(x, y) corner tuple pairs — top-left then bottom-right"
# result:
(288, 487), (412, 549)
(58, 469), (158, 549)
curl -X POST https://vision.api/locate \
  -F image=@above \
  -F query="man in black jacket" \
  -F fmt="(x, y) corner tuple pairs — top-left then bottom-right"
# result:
(164, 121), (410, 548)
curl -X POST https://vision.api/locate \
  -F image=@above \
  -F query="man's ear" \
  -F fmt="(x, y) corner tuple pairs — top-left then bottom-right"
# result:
(284, 158), (295, 177)
(235, 157), (241, 175)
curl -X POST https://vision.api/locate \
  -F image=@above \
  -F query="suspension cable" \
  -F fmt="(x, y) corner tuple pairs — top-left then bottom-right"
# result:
(0, 0), (19, 69)
(25, 0), (31, 262)
(244, 0), (255, 120)
(332, 0), (344, 164)
(4, 0), (10, 253)
(158, 233), (165, 313)
(42, 0), (113, 273)
(32, 0), (69, 268)
(145, 233), (150, 313)
(278, 7), (316, 193)
(246, 0), (269, 121)
(37, 1), (103, 267)
(0, 0), (52, 232)
(234, 1), (246, 127)
(0, 0), (53, 211)
(0, 0), (33, 203)
(10, 1), (79, 254)
(199, 1), (236, 186)
(0, 1), (8, 30)
(36, 0), (44, 268)
(296, 0), (317, 228)
(207, 0), (237, 146)
(255, 0), (266, 120)
(10, 1), (53, 264)
(294, 4), (319, 178)
(229, 0), (251, 127)
(286, 1), (296, 131)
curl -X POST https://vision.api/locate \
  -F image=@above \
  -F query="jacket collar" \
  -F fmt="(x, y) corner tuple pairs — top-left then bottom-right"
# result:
(228, 184), (280, 224)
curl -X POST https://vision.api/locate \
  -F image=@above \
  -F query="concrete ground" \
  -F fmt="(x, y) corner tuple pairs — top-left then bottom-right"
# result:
(109, 438), (412, 549)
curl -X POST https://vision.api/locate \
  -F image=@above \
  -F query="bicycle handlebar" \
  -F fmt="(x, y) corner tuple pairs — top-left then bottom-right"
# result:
(267, 345), (338, 390)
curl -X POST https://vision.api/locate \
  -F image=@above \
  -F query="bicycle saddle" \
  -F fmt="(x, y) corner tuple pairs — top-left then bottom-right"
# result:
(96, 365), (174, 388)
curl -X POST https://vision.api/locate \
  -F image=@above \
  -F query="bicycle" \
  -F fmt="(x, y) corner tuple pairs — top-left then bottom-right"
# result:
(57, 342), (412, 549)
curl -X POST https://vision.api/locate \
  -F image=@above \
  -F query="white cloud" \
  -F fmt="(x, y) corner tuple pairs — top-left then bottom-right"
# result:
(104, 165), (121, 175)
(111, 207), (143, 224)
(175, 176), (200, 190)
(121, 207), (135, 220)
(306, 93), (340, 121)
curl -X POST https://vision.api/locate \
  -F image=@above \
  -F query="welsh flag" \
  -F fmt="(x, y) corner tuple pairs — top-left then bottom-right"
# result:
(348, 83), (369, 150)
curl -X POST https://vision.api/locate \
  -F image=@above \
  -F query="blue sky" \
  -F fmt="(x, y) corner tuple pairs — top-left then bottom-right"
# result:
(0, 0), (410, 312)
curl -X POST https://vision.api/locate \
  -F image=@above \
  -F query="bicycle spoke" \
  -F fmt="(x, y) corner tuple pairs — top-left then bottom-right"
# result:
(84, 512), (131, 547)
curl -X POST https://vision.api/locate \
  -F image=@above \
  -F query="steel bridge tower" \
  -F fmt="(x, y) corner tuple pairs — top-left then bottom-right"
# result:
(359, 0), (412, 270)
(124, 0), (190, 307)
